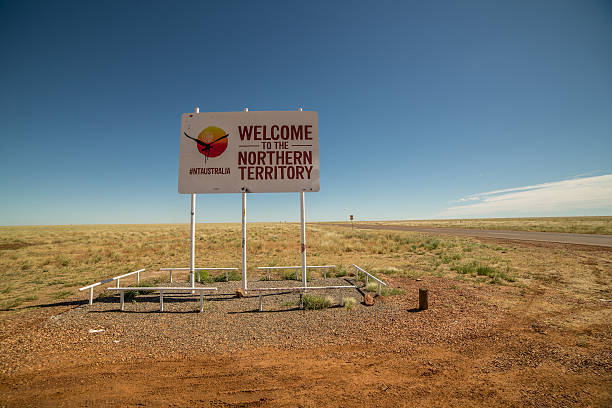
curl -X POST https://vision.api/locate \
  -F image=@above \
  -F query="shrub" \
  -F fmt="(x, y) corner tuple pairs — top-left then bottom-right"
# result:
(365, 282), (379, 292)
(227, 270), (241, 281)
(302, 294), (332, 310)
(334, 266), (348, 277)
(343, 297), (356, 310)
(282, 270), (299, 280)
(198, 271), (214, 283)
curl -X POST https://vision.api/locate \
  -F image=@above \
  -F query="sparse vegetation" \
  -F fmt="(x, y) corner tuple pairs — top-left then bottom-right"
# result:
(0, 218), (603, 311)
(343, 297), (356, 310)
(302, 294), (333, 310)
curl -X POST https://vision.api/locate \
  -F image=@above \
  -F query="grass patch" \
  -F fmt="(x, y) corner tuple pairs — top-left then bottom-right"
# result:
(382, 287), (405, 296)
(365, 282), (379, 292)
(302, 294), (332, 310)
(52, 290), (72, 299)
(343, 297), (356, 310)
(451, 261), (515, 283)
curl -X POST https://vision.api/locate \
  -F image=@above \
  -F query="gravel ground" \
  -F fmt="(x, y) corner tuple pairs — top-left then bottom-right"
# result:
(0, 276), (504, 375)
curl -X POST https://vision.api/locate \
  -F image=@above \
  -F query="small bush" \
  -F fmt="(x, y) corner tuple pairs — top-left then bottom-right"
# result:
(227, 270), (241, 281)
(365, 282), (379, 292)
(334, 266), (348, 277)
(282, 269), (312, 281)
(282, 269), (299, 280)
(343, 297), (356, 310)
(302, 294), (332, 310)
(476, 265), (496, 277)
(198, 271), (214, 283)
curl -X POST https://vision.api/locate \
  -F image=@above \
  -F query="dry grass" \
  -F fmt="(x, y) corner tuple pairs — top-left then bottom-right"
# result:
(0, 221), (610, 312)
(355, 216), (612, 235)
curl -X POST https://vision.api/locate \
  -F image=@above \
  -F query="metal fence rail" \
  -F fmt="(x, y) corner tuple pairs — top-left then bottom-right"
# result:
(353, 265), (387, 295)
(78, 268), (145, 305)
(107, 286), (217, 312)
(257, 265), (336, 280)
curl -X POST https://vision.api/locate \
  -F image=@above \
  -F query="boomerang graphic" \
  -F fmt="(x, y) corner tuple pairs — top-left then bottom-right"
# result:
(184, 132), (229, 163)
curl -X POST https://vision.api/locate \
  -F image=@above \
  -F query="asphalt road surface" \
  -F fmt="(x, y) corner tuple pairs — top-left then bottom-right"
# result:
(336, 224), (612, 248)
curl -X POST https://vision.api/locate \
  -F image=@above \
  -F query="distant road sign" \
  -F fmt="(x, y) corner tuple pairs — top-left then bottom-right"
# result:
(179, 110), (319, 194)
(350, 215), (354, 221)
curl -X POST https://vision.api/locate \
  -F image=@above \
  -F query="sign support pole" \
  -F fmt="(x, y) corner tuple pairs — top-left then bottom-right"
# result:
(300, 191), (307, 288)
(241, 107), (248, 292)
(241, 191), (247, 292)
(190, 193), (196, 288)
(298, 107), (307, 289)
(189, 107), (199, 289)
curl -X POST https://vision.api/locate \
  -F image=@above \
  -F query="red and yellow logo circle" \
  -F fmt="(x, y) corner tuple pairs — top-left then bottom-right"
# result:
(195, 126), (228, 158)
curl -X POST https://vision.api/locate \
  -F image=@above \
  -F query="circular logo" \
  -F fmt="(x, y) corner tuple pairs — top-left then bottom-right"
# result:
(195, 126), (229, 158)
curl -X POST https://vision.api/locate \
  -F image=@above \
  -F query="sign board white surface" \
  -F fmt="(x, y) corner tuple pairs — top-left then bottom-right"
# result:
(179, 111), (319, 194)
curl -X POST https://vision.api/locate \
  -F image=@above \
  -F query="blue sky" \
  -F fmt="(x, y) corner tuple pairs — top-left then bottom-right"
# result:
(1, 0), (611, 225)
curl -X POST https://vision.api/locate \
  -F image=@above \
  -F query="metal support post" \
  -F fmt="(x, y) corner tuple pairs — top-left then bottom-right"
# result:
(189, 107), (199, 290)
(300, 191), (307, 288)
(242, 191), (247, 292)
(200, 291), (204, 312)
(160, 290), (164, 312)
(89, 287), (94, 305)
(190, 193), (196, 288)
(120, 291), (124, 311)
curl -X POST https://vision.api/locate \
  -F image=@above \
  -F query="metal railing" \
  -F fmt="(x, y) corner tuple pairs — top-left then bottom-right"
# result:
(159, 267), (238, 283)
(257, 265), (336, 280)
(79, 268), (145, 305)
(107, 286), (217, 312)
(353, 265), (387, 295)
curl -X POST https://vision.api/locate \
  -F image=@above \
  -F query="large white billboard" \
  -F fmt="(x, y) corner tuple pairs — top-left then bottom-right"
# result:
(179, 110), (319, 194)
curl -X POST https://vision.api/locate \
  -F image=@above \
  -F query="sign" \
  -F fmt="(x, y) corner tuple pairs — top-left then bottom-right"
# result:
(350, 215), (354, 221)
(179, 111), (319, 194)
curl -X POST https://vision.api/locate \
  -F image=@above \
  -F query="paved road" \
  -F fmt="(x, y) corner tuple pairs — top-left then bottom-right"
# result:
(334, 224), (612, 248)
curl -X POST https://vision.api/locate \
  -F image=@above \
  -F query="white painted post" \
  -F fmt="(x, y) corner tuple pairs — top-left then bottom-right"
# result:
(120, 291), (124, 311)
(137, 270), (140, 283)
(199, 290), (204, 312)
(189, 107), (199, 290)
(160, 290), (164, 312)
(266, 268), (270, 281)
(378, 282), (381, 296)
(241, 107), (248, 293)
(116, 279), (120, 288)
(323, 267), (327, 280)
(190, 193), (196, 289)
(170, 270), (173, 283)
(259, 293), (263, 312)
(300, 191), (307, 288)
(242, 190), (247, 292)
(89, 287), (94, 305)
